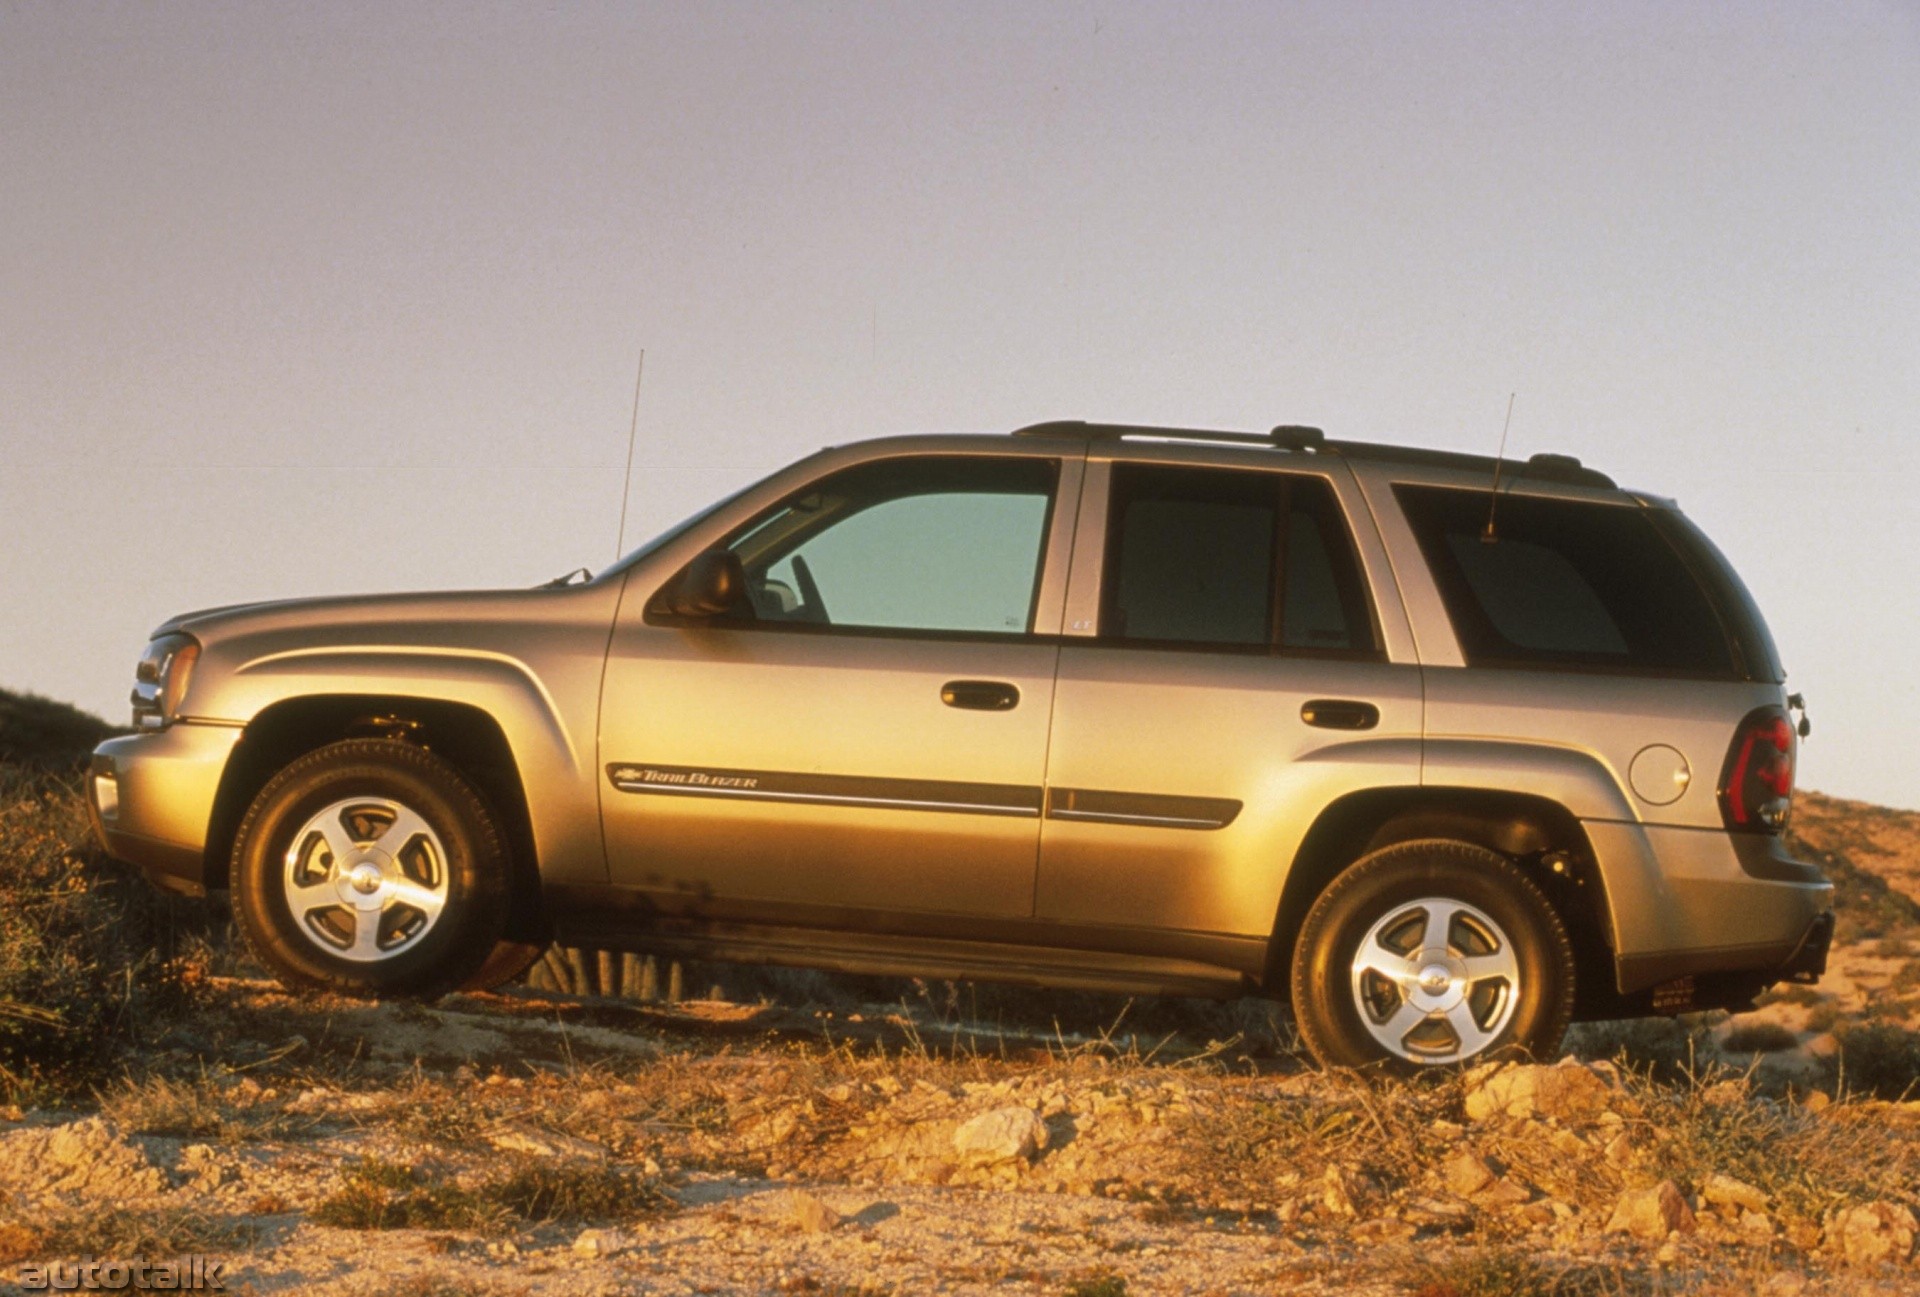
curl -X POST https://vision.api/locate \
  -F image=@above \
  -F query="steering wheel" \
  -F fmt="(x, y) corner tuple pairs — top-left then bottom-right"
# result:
(790, 554), (829, 623)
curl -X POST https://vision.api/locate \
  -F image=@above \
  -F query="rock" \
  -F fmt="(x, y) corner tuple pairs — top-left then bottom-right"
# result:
(1605, 1180), (1696, 1239)
(1442, 1151), (1494, 1198)
(488, 1124), (609, 1161)
(177, 1143), (232, 1192)
(1464, 1060), (1616, 1124)
(572, 1227), (631, 1258)
(952, 1107), (1047, 1166)
(1701, 1174), (1769, 1215)
(0, 1118), (169, 1201)
(1823, 1202), (1917, 1268)
(782, 1189), (840, 1233)
(1320, 1165), (1359, 1217)
(1475, 1178), (1532, 1208)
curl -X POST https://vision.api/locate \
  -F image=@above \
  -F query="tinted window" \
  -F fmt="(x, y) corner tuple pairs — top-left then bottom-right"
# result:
(726, 456), (1055, 635)
(1395, 484), (1736, 676)
(1103, 465), (1376, 653)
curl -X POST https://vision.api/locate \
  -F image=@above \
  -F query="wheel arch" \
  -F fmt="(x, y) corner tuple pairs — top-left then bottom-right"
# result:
(1263, 786), (1614, 1008)
(205, 694), (549, 943)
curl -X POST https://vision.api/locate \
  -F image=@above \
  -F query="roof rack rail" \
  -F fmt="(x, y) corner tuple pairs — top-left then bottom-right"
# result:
(1007, 420), (1614, 488)
(1010, 420), (1327, 450)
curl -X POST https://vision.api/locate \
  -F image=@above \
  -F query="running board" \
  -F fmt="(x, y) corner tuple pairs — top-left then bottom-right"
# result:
(550, 914), (1253, 999)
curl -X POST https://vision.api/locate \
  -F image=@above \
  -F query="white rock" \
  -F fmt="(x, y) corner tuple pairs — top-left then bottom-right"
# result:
(782, 1189), (840, 1233)
(1823, 1202), (1917, 1268)
(1442, 1151), (1494, 1198)
(951, 1106), (1047, 1165)
(0, 1118), (169, 1201)
(573, 1227), (632, 1258)
(488, 1124), (608, 1161)
(1605, 1180), (1695, 1239)
(1464, 1060), (1616, 1124)
(1702, 1173), (1769, 1214)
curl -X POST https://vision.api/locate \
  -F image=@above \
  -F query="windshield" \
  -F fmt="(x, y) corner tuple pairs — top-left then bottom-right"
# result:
(592, 471), (782, 581)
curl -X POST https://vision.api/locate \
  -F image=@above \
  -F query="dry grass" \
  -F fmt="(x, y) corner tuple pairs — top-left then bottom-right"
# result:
(479, 1160), (674, 1223)
(310, 1155), (674, 1233)
(97, 1071), (308, 1141)
(310, 1158), (506, 1232)
(0, 1200), (260, 1265)
(1400, 1247), (1649, 1297)
(0, 763), (216, 1103)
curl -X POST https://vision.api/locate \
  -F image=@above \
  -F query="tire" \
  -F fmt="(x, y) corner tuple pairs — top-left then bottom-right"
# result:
(1289, 839), (1575, 1074)
(230, 739), (511, 999)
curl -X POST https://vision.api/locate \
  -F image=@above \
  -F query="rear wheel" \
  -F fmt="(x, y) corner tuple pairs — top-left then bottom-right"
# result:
(231, 739), (510, 998)
(1290, 839), (1574, 1073)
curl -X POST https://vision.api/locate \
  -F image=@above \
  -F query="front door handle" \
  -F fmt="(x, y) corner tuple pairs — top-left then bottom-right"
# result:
(1301, 698), (1380, 730)
(942, 680), (1020, 711)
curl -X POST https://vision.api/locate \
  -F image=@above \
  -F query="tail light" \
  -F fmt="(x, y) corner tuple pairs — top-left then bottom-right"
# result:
(1718, 706), (1795, 833)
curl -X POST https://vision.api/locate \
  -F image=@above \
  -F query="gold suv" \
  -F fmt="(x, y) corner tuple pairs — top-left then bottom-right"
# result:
(90, 421), (1833, 1070)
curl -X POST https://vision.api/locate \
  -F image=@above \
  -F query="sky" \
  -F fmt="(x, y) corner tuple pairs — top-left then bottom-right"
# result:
(2, 2), (1916, 807)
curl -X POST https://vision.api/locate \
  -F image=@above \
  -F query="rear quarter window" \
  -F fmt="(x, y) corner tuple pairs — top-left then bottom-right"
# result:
(1395, 484), (1740, 678)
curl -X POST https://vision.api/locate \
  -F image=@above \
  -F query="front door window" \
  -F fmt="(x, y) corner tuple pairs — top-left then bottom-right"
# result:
(727, 456), (1057, 636)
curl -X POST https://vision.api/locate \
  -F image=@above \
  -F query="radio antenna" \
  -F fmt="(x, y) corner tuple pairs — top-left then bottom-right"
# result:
(1482, 391), (1515, 544)
(614, 347), (646, 561)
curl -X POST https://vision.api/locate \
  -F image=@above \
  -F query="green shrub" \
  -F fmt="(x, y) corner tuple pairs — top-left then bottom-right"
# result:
(1063, 1272), (1127, 1297)
(1721, 1021), (1799, 1054)
(1832, 1023), (1920, 1100)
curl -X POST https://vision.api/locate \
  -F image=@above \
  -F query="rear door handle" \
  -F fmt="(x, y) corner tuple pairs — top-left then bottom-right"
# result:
(942, 680), (1020, 711)
(1301, 698), (1379, 730)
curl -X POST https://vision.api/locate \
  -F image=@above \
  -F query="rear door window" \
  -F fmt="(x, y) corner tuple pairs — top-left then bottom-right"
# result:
(1394, 484), (1736, 676)
(1102, 464), (1378, 655)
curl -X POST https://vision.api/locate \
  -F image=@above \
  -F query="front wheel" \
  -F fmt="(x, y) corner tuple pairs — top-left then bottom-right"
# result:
(231, 739), (511, 998)
(1289, 839), (1575, 1073)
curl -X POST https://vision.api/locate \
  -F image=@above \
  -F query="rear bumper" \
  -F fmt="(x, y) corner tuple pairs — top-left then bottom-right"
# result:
(1584, 819), (1834, 994)
(1613, 907), (1834, 996)
(88, 723), (241, 897)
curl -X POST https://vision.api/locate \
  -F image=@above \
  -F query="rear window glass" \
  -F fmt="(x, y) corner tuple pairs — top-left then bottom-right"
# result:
(1395, 485), (1736, 677)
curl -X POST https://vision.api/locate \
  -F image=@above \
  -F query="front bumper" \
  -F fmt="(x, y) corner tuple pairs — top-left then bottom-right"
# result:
(88, 723), (242, 897)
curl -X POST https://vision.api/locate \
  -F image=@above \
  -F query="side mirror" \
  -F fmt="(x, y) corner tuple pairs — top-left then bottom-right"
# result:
(665, 549), (747, 618)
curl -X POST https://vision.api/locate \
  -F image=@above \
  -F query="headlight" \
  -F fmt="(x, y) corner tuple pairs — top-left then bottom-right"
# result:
(131, 633), (201, 729)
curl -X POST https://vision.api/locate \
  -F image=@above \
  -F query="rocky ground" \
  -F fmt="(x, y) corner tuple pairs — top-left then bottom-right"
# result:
(3, 974), (1919, 1296)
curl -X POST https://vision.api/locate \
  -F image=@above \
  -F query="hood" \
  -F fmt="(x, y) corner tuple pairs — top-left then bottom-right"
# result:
(152, 586), (601, 643)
